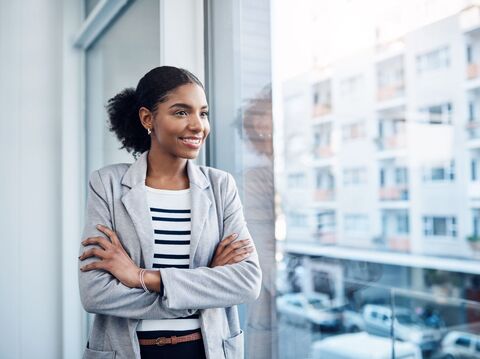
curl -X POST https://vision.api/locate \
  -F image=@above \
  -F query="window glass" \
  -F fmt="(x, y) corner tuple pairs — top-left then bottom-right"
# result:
(274, 0), (480, 358)
(85, 0), (159, 175)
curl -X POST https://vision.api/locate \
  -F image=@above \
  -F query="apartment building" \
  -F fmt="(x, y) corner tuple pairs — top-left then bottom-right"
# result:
(281, 6), (480, 278)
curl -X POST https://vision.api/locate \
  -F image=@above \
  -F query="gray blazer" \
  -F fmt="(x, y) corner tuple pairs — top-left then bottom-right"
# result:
(78, 150), (262, 359)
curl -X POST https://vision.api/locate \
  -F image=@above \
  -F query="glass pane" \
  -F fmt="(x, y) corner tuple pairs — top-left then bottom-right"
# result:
(85, 0), (160, 175)
(274, 0), (480, 358)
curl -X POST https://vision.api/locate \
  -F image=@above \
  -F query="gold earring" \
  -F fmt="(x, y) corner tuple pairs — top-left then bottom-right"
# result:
(147, 127), (152, 135)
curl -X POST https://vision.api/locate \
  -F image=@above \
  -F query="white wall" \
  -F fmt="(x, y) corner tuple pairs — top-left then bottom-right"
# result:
(0, 0), (65, 357)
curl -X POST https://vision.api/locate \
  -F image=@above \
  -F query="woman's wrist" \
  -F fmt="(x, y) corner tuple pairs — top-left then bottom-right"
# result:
(142, 269), (162, 293)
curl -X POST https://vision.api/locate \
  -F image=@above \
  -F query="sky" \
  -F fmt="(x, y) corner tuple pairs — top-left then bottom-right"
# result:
(272, 0), (469, 82)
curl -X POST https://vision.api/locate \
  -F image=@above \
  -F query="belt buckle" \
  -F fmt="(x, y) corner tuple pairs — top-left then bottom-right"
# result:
(155, 337), (169, 346)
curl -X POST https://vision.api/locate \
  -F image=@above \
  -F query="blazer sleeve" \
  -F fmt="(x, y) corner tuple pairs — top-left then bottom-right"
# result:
(78, 170), (197, 320)
(158, 172), (263, 310)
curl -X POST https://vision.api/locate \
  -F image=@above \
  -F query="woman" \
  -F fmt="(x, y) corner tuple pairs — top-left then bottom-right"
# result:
(78, 66), (262, 359)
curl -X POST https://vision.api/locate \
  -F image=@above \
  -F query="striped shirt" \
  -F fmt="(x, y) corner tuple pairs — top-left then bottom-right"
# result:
(136, 185), (200, 332)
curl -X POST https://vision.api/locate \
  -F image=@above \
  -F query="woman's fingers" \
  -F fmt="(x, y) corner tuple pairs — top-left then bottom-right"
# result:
(79, 247), (107, 261)
(96, 224), (120, 245)
(217, 233), (238, 251)
(218, 238), (251, 260)
(225, 245), (255, 264)
(81, 236), (112, 250)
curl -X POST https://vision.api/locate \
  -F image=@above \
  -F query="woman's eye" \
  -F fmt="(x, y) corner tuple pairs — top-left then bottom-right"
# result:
(175, 111), (188, 116)
(201, 112), (209, 117)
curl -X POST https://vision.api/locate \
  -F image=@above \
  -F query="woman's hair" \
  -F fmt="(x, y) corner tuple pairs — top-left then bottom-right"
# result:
(106, 66), (204, 158)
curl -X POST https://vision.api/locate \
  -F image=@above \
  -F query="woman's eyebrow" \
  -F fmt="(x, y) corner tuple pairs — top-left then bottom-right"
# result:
(169, 103), (209, 110)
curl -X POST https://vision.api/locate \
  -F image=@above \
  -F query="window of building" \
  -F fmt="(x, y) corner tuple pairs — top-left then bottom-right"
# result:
(416, 46), (450, 73)
(288, 172), (306, 187)
(423, 216), (457, 237)
(422, 160), (455, 182)
(343, 167), (367, 186)
(419, 102), (453, 124)
(344, 214), (369, 234)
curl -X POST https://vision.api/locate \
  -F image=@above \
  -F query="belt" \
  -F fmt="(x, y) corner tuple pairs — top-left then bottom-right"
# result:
(138, 332), (202, 346)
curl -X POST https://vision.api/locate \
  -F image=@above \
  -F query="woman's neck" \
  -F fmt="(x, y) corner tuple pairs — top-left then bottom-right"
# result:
(145, 149), (189, 189)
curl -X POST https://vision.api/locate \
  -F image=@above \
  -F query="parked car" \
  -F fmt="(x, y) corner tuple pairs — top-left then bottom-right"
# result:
(340, 303), (366, 333)
(363, 304), (442, 352)
(309, 331), (423, 359)
(433, 331), (480, 359)
(276, 292), (342, 330)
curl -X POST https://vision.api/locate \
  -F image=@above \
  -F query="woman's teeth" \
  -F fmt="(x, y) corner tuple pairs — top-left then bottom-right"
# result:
(181, 138), (201, 144)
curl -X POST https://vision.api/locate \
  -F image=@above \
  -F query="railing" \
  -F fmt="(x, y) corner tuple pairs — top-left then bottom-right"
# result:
(379, 185), (409, 200)
(313, 145), (334, 158)
(466, 119), (480, 139)
(314, 189), (335, 201)
(467, 63), (480, 79)
(312, 104), (332, 117)
(386, 235), (410, 252)
(377, 84), (404, 101)
(375, 133), (406, 151)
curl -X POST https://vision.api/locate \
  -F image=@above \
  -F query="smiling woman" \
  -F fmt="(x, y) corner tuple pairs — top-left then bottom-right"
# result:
(78, 66), (262, 359)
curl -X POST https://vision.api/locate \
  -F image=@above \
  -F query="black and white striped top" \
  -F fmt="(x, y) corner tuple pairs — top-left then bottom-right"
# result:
(136, 185), (200, 332)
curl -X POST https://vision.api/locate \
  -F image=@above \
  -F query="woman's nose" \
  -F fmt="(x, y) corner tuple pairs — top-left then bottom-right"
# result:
(188, 114), (204, 131)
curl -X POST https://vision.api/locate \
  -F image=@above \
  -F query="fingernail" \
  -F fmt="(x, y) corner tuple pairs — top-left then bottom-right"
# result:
(232, 233), (238, 239)
(96, 224), (102, 229)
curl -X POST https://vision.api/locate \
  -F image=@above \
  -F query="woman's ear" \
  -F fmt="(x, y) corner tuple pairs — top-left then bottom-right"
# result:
(138, 106), (153, 129)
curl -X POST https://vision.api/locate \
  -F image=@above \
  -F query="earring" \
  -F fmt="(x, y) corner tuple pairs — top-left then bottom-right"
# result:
(147, 127), (152, 135)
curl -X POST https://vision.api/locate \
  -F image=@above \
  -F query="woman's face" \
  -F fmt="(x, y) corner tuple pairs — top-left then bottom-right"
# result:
(143, 83), (210, 160)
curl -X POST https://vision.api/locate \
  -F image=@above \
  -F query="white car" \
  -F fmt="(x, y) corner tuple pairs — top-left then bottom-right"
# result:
(276, 292), (342, 330)
(435, 331), (480, 359)
(363, 304), (442, 352)
(309, 331), (423, 359)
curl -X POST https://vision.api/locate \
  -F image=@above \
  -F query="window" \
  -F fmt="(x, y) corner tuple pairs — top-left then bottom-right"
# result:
(288, 173), (306, 187)
(418, 102), (453, 124)
(423, 216), (457, 237)
(472, 158), (480, 181)
(416, 46), (450, 73)
(344, 214), (369, 234)
(455, 336), (471, 347)
(343, 167), (367, 186)
(422, 160), (455, 182)
(396, 213), (410, 234)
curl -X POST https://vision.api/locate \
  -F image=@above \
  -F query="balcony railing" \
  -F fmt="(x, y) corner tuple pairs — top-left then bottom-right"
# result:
(313, 145), (334, 158)
(467, 63), (480, 79)
(466, 120), (480, 139)
(379, 185), (409, 201)
(314, 189), (335, 201)
(313, 230), (336, 244)
(375, 133), (406, 151)
(386, 235), (410, 252)
(312, 104), (332, 117)
(377, 84), (404, 101)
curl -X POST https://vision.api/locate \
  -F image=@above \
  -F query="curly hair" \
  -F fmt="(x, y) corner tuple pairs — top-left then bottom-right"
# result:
(106, 66), (204, 158)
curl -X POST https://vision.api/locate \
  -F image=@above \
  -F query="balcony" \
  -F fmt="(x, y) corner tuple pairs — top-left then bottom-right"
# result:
(312, 104), (332, 117)
(313, 230), (336, 244)
(467, 63), (480, 79)
(379, 185), (409, 201)
(467, 120), (480, 139)
(313, 145), (334, 159)
(375, 133), (406, 151)
(386, 235), (410, 252)
(377, 84), (404, 102)
(314, 189), (335, 202)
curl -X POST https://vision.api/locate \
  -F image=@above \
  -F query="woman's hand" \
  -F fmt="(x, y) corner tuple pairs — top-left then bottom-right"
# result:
(209, 233), (254, 268)
(79, 224), (140, 288)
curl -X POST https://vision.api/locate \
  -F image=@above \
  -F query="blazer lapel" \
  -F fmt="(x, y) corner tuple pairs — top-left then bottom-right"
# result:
(121, 151), (155, 269)
(187, 160), (212, 267)
(120, 151), (212, 269)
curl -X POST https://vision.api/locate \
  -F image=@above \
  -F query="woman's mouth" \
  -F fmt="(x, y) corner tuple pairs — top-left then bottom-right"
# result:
(179, 137), (202, 149)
